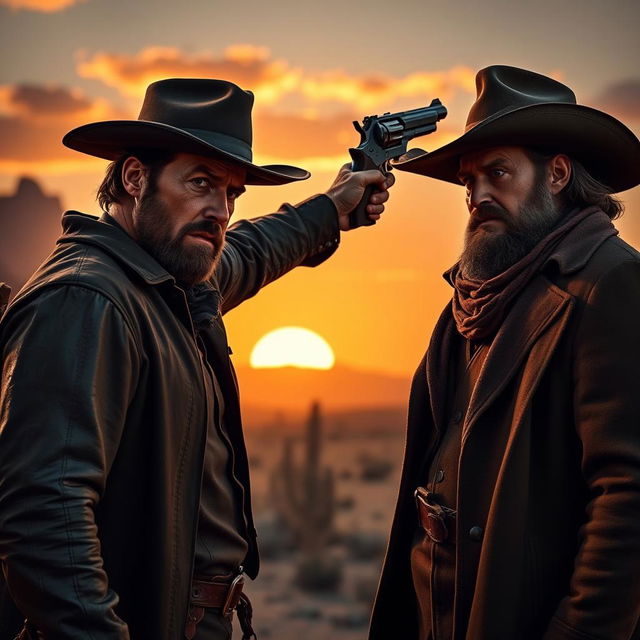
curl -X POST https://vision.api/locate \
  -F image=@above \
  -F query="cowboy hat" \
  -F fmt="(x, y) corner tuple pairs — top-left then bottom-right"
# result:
(393, 65), (640, 193)
(63, 78), (309, 186)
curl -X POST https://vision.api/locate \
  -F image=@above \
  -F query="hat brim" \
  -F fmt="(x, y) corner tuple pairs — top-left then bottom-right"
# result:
(63, 120), (310, 186)
(392, 103), (640, 193)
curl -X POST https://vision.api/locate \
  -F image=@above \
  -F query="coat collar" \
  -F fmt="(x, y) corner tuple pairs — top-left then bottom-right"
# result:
(426, 275), (573, 437)
(426, 275), (574, 439)
(58, 211), (176, 286)
(57, 211), (222, 327)
(463, 275), (574, 438)
(545, 210), (617, 275)
(57, 211), (222, 322)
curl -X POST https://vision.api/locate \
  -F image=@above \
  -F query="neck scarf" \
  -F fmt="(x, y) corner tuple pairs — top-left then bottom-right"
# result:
(446, 207), (617, 341)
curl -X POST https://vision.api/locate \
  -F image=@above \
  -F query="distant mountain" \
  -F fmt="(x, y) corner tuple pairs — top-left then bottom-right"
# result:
(0, 177), (62, 296)
(234, 362), (412, 422)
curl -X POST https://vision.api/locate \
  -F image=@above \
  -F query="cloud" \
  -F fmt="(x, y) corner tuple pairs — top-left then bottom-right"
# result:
(593, 80), (640, 121)
(0, 115), (81, 162)
(253, 111), (454, 161)
(0, 84), (93, 119)
(299, 66), (476, 111)
(0, 0), (86, 11)
(0, 83), (122, 166)
(253, 111), (356, 159)
(0, 47), (466, 171)
(76, 45), (476, 113)
(77, 45), (302, 105)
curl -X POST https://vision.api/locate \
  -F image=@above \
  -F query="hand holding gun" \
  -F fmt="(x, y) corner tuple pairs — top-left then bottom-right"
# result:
(348, 99), (447, 229)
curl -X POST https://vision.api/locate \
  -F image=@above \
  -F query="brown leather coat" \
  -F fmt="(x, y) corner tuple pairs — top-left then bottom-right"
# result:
(370, 232), (640, 640)
(0, 196), (339, 639)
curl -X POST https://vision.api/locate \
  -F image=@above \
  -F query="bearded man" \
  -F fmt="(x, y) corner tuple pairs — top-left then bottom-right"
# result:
(0, 78), (393, 640)
(369, 65), (640, 640)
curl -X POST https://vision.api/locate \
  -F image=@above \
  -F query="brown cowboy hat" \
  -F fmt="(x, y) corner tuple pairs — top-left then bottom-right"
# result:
(393, 65), (640, 193)
(63, 78), (310, 186)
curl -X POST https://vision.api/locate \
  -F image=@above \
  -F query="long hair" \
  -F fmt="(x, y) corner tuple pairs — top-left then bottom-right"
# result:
(96, 150), (175, 212)
(526, 149), (624, 219)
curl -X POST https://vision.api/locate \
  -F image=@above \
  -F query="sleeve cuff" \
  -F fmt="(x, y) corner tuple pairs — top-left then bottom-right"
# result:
(285, 194), (341, 267)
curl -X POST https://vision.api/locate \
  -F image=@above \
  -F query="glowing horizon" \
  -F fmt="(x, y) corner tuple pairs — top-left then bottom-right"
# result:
(250, 327), (336, 370)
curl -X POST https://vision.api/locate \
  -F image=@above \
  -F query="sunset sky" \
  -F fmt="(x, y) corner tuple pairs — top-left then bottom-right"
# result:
(1, 0), (639, 382)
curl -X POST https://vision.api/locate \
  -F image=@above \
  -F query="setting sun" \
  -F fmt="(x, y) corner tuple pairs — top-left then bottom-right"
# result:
(250, 326), (335, 370)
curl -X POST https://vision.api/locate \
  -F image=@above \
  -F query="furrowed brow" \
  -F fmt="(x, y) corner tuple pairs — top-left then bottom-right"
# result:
(192, 164), (225, 180)
(480, 157), (510, 172)
(192, 164), (246, 193)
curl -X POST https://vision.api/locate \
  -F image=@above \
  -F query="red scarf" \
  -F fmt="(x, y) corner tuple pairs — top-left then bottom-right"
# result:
(446, 207), (617, 341)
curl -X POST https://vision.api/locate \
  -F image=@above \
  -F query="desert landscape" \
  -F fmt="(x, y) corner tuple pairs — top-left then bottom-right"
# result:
(235, 402), (407, 639)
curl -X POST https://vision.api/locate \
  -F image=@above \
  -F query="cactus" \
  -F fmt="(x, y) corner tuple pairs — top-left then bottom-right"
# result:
(270, 401), (335, 555)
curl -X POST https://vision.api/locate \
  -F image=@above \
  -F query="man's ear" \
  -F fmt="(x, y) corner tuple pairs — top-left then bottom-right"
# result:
(548, 154), (572, 195)
(121, 157), (147, 198)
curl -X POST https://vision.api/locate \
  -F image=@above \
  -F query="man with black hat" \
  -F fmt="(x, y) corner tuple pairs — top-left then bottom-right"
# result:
(0, 78), (392, 640)
(369, 66), (640, 639)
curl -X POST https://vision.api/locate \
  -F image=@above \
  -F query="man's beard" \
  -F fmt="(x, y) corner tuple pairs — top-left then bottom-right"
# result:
(134, 190), (224, 288)
(458, 180), (561, 281)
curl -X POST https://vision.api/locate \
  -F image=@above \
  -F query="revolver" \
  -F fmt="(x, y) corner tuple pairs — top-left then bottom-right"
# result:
(348, 98), (447, 229)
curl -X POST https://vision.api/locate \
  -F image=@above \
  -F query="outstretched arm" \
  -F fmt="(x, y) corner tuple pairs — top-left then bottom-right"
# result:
(216, 166), (393, 313)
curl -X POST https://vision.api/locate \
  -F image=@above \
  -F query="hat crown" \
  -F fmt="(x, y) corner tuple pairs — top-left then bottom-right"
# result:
(62, 77), (310, 184)
(465, 65), (577, 130)
(138, 78), (255, 147)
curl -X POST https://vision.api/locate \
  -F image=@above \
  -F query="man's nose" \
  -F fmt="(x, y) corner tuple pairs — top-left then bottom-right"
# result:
(202, 191), (230, 224)
(467, 181), (493, 211)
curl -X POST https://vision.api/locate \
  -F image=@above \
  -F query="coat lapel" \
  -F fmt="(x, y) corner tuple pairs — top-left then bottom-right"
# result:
(462, 275), (575, 441)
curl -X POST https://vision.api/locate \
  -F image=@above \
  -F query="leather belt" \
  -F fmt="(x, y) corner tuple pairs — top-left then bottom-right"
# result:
(414, 486), (457, 543)
(191, 573), (245, 615)
(185, 571), (256, 640)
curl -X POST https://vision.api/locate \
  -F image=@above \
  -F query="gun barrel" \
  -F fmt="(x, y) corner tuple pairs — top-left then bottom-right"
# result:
(375, 99), (447, 146)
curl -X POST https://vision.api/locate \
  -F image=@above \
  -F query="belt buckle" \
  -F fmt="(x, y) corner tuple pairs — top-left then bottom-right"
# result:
(222, 573), (245, 617)
(414, 486), (449, 543)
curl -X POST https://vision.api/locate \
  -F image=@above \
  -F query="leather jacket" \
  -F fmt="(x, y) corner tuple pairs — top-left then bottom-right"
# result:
(0, 195), (339, 639)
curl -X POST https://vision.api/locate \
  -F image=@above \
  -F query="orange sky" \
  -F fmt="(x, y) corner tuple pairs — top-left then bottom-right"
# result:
(1, 0), (639, 385)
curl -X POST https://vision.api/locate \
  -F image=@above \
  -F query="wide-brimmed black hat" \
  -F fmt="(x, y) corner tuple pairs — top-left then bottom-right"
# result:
(63, 78), (310, 186)
(393, 65), (640, 193)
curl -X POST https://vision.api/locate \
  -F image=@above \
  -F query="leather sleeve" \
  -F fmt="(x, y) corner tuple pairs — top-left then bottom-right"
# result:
(215, 194), (340, 314)
(545, 259), (640, 640)
(0, 285), (139, 639)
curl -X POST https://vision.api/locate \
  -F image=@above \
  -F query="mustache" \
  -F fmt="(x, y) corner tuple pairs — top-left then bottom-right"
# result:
(178, 220), (224, 243)
(468, 203), (511, 231)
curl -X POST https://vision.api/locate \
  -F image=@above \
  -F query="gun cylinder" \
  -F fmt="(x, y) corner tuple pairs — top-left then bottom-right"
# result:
(375, 101), (447, 148)
(375, 120), (404, 146)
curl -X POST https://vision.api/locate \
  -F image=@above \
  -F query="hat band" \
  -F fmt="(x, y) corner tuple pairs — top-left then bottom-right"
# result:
(184, 127), (253, 162)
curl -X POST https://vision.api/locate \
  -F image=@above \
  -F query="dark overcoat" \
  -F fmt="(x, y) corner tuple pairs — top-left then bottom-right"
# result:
(0, 196), (339, 640)
(369, 231), (640, 640)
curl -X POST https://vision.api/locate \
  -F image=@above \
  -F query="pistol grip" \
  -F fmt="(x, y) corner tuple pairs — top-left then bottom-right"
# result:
(348, 147), (381, 229)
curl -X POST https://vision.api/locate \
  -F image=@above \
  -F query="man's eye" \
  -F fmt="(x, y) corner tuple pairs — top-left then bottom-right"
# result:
(491, 168), (506, 178)
(191, 177), (210, 188)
